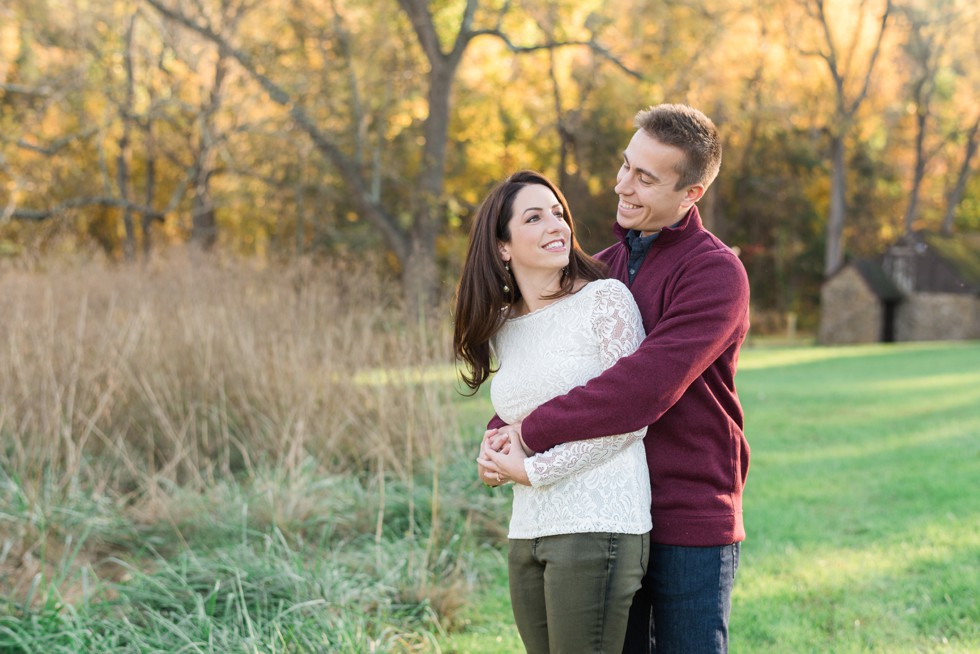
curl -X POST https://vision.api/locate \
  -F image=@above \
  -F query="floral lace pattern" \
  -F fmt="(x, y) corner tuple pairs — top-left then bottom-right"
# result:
(490, 279), (652, 538)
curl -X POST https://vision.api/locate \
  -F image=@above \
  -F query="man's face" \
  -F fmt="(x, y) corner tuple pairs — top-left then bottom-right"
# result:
(614, 129), (703, 236)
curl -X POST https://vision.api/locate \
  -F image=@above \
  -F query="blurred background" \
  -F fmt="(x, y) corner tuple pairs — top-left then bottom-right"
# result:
(2, 0), (978, 332)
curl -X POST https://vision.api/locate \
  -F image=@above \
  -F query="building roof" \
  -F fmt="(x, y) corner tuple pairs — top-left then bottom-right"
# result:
(920, 231), (980, 290)
(851, 258), (904, 301)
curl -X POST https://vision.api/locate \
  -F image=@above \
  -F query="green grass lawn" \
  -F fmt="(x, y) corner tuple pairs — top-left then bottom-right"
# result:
(442, 341), (980, 654)
(733, 342), (979, 653)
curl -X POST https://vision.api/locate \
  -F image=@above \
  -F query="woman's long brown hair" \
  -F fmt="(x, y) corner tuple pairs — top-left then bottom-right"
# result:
(452, 170), (607, 393)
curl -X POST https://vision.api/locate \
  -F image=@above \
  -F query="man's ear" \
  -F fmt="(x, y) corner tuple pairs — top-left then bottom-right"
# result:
(682, 184), (705, 208)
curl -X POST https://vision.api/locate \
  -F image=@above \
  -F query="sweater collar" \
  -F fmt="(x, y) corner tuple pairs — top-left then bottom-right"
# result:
(613, 205), (702, 247)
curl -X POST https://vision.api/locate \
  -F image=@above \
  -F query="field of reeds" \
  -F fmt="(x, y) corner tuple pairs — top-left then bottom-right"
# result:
(0, 256), (506, 652)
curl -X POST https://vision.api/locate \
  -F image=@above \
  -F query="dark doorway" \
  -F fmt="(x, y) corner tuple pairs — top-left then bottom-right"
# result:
(881, 300), (898, 342)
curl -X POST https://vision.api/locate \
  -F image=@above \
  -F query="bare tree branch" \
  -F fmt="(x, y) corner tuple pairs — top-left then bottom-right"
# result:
(323, 0), (366, 166)
(143, 0), (410, 262)
(942, 111), (980, 234)
(847, 0), (891, 115)
(16, 127), (99, 155)
(118, 10), (139, 260)
(396, 0), (438, 58)
(468, 29), (644, 79)
(4, 197), (166, 222)
(811, 0), (845, 105)
(0, 83), (54, 97)
(491, 0), (514, 31)
(451, 0), (480, 61)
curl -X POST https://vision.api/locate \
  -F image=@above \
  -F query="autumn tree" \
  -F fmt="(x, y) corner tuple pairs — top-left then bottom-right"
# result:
(144, 0), (641, 305)
(793, 0), (893, 275)
(1, 0), (211, 258)
(937, 2), (980, 234)
(892, 0), (965, 234)
(943, 114), (980, 234)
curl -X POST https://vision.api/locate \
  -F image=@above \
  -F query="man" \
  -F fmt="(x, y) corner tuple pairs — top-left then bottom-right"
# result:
(486, 104), (750, 653)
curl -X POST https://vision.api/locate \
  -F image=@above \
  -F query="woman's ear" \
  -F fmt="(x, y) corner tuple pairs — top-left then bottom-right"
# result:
(498, 242), (510, 262)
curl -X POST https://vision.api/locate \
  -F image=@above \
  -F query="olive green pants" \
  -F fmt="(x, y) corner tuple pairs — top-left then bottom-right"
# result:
(508, 532), (649, 654)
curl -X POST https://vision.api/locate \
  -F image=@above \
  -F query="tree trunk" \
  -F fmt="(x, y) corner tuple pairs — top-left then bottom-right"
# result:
(404, 58), (456, 306)
(118, 12), (137, 262)
(824, 135), (847, 275)
(190, 53), (227, 252)
(807, 0), (891, 276)
(117, 133), (137, 262)
(142, 155), (156, 260)
(191, 187), (217, 250)
(402, 236), (439, 317)
(942, 113), (980, 235)
(903, 109), (928, 234)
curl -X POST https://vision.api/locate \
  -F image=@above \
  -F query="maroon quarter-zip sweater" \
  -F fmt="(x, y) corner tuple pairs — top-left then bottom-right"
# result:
(520, 206), (751, 547)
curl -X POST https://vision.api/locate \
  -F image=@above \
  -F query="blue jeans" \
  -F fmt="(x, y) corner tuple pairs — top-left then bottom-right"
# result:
(621, 542), (740, 654)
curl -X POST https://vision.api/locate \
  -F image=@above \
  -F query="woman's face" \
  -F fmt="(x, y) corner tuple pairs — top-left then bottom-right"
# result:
(499, 184), (572, 275)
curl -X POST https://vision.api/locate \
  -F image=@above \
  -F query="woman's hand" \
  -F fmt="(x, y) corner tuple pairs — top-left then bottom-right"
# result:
(477, 430), (531, 486)
(477, 431), (506, 487)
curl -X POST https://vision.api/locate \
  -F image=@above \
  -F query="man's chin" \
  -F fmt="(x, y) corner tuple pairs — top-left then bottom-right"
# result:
(615, 214), (634, 230)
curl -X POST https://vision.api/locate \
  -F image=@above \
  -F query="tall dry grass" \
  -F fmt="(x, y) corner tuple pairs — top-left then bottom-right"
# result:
(0, 256), (510, 648)
(0, 256), (461, 500)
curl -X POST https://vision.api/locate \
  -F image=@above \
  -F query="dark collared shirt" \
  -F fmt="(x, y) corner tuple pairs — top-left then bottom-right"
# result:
(625, 229), (660, 285)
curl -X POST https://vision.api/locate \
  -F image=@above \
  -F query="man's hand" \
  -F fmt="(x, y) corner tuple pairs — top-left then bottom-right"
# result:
(487, 421), (530, 455)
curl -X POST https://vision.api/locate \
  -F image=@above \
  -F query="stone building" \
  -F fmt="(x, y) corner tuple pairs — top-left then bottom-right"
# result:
(819, 231), (980, 344)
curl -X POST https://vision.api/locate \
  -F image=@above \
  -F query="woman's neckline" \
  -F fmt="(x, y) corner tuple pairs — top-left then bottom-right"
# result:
(506, 279), (594, 321)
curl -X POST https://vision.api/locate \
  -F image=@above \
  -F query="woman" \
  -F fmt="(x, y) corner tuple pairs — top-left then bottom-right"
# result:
(453, 170), (651, 653)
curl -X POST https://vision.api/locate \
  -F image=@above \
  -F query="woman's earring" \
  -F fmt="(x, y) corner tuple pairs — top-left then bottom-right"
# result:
(503, 262), (511, 294)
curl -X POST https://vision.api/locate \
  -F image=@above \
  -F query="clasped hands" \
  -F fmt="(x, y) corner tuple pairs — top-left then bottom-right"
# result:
(477, 421), (532, 487)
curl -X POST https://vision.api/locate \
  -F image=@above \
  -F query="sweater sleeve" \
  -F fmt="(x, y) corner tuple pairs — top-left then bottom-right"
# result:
(523, 281), (647, 487)
(522, 250), (750, 453)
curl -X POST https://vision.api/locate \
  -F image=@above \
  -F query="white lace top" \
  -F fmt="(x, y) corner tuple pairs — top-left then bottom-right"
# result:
(490, 278), (652, 539)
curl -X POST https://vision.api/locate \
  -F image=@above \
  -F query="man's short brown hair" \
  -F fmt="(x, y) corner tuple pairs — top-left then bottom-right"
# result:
(634, 104), (722, 191)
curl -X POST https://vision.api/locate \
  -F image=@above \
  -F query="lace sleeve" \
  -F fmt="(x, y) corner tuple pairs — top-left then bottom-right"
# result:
(524, 282), (648, 487)
(592, 280), (646, 370)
